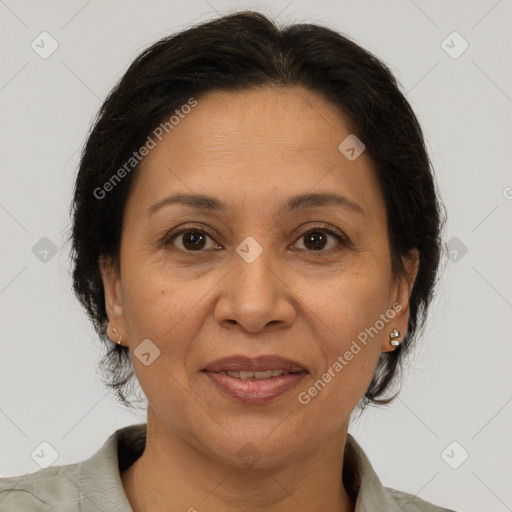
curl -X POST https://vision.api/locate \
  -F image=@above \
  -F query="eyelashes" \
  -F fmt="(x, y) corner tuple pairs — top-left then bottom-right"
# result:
(162, 223), (349, 254)
(291, 225), (347, 252)
(165, 227), (219, 252)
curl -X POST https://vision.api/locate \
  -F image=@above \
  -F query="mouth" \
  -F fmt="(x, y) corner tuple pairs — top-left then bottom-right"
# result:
(201, 355), (308, 404)
(213, 369), (296, 380)
(203, 354), (307, 373)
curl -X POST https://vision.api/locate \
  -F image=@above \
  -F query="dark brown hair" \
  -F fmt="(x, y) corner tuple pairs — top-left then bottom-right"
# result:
(68, 11), (446, 410)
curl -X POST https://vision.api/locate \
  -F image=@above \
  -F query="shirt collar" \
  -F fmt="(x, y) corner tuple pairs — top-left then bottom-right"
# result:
(75, 423), (401, 512)
(343, 433), (403, 511)
(76, 423), (145, 511)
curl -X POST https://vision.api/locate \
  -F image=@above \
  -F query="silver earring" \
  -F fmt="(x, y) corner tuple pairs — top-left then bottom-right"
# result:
(389, 329), (400, 347)
(112, 327), (122, 345)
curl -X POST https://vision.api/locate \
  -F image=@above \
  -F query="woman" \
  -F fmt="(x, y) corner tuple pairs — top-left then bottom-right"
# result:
(0, 10), (455, 512)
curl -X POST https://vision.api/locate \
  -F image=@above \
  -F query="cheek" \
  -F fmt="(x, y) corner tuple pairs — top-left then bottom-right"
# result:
(120, 271), (206, 413)
(298, 259), (392, 402)
(121, 264), (208, 359)
(306, 258), (393, 342)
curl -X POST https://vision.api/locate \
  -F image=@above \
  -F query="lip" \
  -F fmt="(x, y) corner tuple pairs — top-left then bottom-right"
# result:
(202, 355), (308, 404)
(203, 355), (307, 373)
(203, 370), (307, 404)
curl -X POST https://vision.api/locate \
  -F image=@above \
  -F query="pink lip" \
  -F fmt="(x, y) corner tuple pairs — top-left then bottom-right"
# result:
(202, 355), (308, 404)
(203, 355), (306, 373)
(203, 370), (307, 404)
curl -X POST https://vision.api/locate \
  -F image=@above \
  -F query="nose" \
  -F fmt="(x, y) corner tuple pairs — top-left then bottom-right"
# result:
(213, 244), (296, 334)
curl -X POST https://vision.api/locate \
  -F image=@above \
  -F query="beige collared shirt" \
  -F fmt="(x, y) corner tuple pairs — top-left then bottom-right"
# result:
(0, 423), (456, 511)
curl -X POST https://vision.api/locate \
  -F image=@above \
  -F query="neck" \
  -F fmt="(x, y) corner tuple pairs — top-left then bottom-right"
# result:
(122, 410), (355, 512)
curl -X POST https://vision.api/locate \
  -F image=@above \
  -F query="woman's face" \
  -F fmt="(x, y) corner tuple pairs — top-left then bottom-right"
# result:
(101, 86), (418, 466)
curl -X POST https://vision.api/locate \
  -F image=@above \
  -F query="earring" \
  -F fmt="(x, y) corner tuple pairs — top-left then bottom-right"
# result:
(112, 327), (122, 345)
(389, 329), (400, 347)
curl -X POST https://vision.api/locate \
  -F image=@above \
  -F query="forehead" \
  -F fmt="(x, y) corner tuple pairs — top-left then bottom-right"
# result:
(151, 86), (356, 159)
(128, 86), (384, 220)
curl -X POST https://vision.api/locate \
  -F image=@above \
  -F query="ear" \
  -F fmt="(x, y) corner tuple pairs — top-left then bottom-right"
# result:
(381, 248), (420, 352)
(99, 255), (126, 342)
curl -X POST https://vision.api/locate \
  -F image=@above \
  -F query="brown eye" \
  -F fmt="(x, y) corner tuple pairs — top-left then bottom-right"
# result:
(303, 230), (329, 250)
(166, 229), (218, 251)
(292, 227), (346, 252)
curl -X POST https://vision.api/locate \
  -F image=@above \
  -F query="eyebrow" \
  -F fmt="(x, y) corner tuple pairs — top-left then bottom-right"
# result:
(147, 191), (364, 217)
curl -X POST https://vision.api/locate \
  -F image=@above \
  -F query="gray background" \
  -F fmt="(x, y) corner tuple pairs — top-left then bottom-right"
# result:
(1, 1), (511, 510)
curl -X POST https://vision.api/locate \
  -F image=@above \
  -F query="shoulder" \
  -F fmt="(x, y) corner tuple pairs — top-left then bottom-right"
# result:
(344, 433), (458, 512)
(0, 423), (145, 511)
(0, 462), (81, 511)
(385, 486), (458, 511)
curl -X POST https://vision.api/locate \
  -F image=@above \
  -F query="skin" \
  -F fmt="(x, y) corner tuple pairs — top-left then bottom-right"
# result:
(100, 85), (419, 512)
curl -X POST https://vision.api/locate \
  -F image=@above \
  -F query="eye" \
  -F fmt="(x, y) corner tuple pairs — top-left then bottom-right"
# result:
(163, 223), (348, 253)
(164, 226), (220, 252)
(291, 225), (347, 252)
